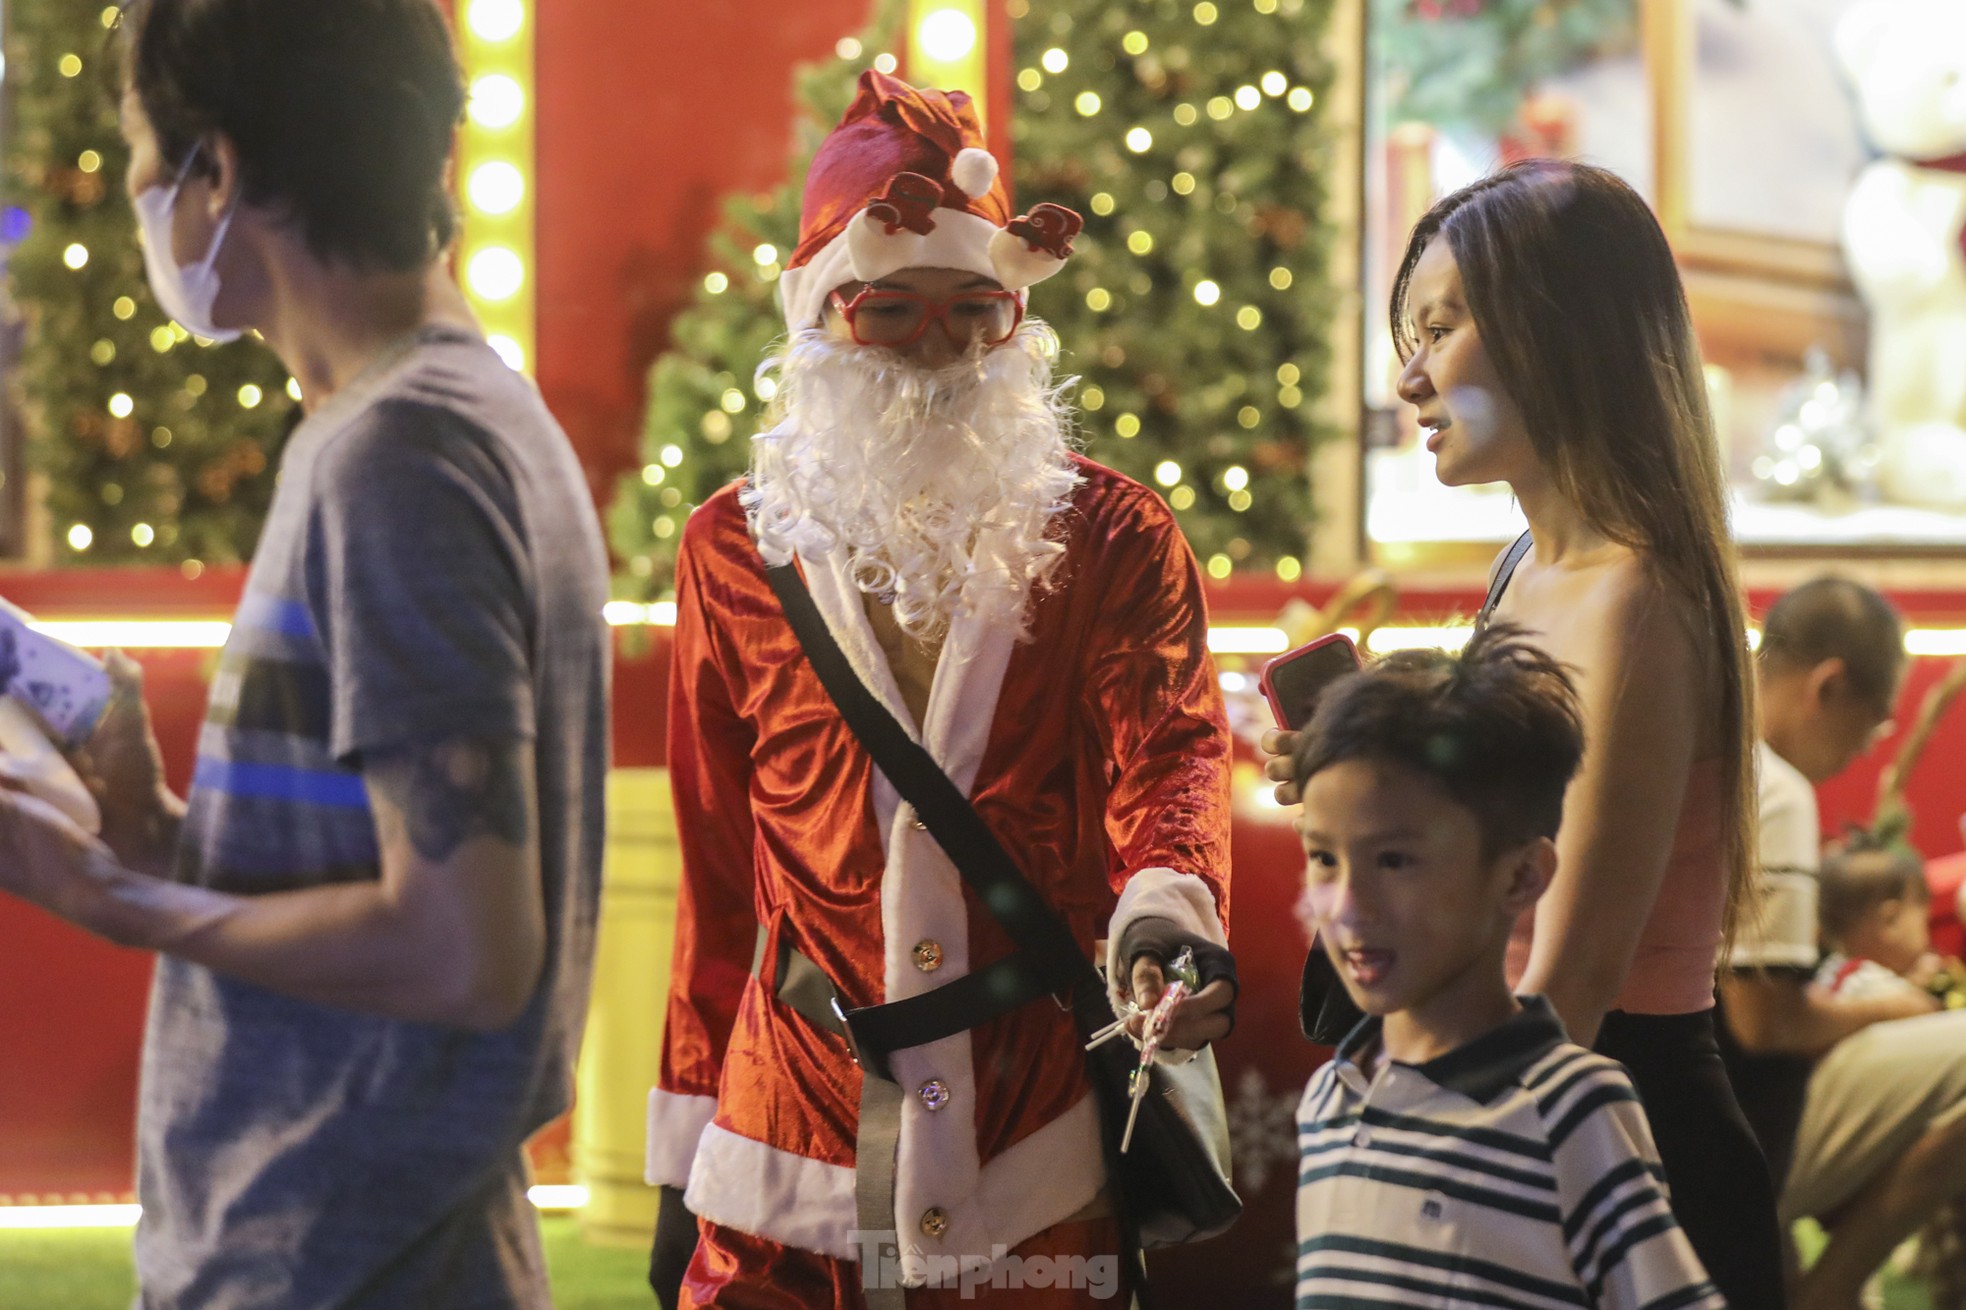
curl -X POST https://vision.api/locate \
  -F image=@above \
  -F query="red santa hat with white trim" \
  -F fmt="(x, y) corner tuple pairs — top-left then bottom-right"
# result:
(778, 69), (1084, 332)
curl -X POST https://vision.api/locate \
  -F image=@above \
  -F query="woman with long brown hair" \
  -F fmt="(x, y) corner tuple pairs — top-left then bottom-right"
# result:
(1270, 159), (1783, 1305)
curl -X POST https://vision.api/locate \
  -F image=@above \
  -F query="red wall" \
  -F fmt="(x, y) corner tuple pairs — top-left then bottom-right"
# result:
(533, 0), (871, 501)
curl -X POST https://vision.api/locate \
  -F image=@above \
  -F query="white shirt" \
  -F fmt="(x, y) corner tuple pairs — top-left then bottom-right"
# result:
(1728, 741), (1822, 972)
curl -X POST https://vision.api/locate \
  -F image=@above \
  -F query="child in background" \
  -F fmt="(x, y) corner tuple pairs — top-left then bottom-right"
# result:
(1291, 624), (1721, 1309)
(1816, 839), (1965, 1006)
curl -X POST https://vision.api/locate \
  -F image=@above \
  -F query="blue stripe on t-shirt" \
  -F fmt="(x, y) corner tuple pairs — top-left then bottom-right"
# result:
(192, 756), (370, 809)
(234, 593), (318, 641)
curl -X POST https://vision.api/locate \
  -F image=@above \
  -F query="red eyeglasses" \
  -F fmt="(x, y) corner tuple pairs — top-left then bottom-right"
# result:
(829, 286), (1025, 349)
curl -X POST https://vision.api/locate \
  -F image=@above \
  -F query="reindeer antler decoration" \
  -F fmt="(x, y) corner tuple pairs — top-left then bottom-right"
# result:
(1277, 569), (1399, 652)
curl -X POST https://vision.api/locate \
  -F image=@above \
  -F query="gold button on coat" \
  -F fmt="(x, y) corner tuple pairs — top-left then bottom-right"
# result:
(913, 940), (943, 972)
(918, 1079), (951, 1111)
(920, 1207), (949, 1238)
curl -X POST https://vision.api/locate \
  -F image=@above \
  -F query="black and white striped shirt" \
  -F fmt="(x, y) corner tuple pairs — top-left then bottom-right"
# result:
(1297, 996), (1724, 1309)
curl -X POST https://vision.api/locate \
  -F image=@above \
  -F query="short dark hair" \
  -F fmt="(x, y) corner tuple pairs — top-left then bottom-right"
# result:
(121, 0), (466, 271)
(1291, 623), (1587, 857)
(1759, 577), (1905, 709)
(1819, 836), (1927, 942)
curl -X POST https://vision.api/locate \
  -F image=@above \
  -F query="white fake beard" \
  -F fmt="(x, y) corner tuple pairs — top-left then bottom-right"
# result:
(743, 320), (1082, 642)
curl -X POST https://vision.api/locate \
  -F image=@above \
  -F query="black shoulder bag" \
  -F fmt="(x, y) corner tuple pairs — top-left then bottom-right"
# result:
(763, 560), (1241, 1275)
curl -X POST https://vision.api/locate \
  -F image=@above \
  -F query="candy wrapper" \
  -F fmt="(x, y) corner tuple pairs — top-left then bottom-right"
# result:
(0, 596), (111, 750)
(1085, 946), (1201, 1153)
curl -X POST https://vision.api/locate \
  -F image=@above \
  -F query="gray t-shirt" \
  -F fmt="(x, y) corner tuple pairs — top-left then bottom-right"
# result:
(134, 327), (610, 1309)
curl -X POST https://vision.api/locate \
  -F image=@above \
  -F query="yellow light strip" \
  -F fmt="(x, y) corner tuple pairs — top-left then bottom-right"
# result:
(908, 0), (988, 112)
(0, 1185), (589, 1230)
(526, 1184), (590, 1211)
(29, 620), (234, 649)
(602, 600), (678, 628)
(1207, 626), (1289, 655)
(27, 616), (1966, 658)
(456, 0), (536, 374)
(1906, 629), (1966, 658)
(0, 1204), (141, 1230)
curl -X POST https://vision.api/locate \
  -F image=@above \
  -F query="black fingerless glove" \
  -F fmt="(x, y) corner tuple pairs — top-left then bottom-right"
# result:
(1117, 915), (1238, 1039)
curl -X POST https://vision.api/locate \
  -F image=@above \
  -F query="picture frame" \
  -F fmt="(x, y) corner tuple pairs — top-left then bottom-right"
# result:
(1643, 0), (1868, 363)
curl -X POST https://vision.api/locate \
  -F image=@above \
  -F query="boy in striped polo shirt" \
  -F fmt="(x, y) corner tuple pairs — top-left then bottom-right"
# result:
(1291, 625), (1723, 1309)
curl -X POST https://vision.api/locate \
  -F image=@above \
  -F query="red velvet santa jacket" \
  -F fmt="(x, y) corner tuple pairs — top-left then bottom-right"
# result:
(645, 457), (1232, 1267)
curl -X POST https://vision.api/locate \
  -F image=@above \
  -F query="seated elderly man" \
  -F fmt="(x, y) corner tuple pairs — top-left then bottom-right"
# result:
(1719, 577), (1966, 1309)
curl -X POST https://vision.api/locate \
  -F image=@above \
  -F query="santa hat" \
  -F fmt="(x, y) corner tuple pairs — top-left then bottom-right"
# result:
(778, 70), (1084, 332)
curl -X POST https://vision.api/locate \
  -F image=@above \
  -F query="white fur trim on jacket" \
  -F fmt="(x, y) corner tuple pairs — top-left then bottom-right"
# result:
(686, 1121), (858, 1259)
(681, 1095), (1105, 1274)
(645, 1088), (719, 1188)
(1104, 867), (1229, 1060)
(793, 539), (1114, 1276)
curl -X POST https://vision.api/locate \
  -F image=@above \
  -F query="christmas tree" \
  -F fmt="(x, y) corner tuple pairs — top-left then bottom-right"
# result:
(611, 0), (1340, 598)
(5, 0), (298, 568)
(1373, 0), (1637, 139)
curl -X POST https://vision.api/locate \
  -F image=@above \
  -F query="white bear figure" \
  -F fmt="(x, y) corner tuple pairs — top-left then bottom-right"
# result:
(1835, 0), (1966, 510)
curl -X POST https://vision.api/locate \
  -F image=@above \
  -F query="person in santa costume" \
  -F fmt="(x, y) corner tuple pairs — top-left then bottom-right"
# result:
(644, 71), (1238, 1309)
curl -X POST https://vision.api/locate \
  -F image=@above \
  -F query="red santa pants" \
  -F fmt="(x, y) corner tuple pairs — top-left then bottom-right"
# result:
(680, 1214), (1131, 1309)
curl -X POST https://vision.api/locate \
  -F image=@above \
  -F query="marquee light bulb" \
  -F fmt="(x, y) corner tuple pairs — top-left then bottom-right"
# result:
(468, 161), (526, 215)
(467, 0), (523, 43)
(468, 74), (525, 129)
(918, 9), (977, 63)
(487, 335), (526, 371)
(467, 247), (525, 301)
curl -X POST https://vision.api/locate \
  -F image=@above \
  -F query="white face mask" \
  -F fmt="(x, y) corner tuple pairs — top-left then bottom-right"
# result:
(133, 147), (241, 344)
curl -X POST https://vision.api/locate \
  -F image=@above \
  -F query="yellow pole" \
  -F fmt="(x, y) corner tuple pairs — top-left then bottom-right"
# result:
(574, 768), (683, 1244)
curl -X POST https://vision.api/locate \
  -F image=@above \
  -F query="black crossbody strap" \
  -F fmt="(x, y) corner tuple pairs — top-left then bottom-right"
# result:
(1477, 530), (1534, 630)
(763, 562), (1096, 1003)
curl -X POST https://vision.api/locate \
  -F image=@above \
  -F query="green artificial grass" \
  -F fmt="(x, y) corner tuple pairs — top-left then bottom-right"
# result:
(0, 1216), (651, 1309)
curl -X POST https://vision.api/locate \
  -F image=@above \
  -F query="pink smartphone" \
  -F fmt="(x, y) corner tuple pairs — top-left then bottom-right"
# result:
(1258, 633), (1361, 731)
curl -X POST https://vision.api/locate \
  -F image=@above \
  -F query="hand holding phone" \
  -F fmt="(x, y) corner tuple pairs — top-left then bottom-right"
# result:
(1258, 634), (1362, 808)
(1258, 633), (1362, 732)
